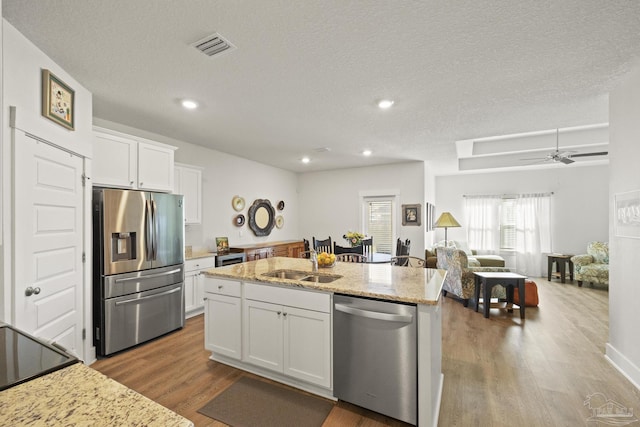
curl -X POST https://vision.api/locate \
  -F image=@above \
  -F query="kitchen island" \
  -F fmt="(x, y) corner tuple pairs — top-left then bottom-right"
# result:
(0, 363), (193, 426)
(203, 257), (445, 427)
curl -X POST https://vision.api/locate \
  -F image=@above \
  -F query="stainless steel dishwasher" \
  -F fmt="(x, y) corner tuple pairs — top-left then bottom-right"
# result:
(333, 294), (417, 425)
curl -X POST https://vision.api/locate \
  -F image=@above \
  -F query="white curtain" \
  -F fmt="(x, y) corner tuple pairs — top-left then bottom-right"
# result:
(464, 195), (501, 253)
(514, 194), (552, 277)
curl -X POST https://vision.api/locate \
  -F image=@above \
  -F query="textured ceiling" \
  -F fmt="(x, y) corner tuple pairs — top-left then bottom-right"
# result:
(3, 1), (640, 173)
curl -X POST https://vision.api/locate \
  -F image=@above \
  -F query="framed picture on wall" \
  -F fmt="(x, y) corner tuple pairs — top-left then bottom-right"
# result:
(614, 190), (640, 239)
(41, 69), (75, 130)
(402, 204), (422, 226)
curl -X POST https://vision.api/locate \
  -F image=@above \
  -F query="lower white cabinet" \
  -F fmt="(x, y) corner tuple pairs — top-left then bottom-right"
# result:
(242, 283), (331, 388)
(185, 257), (216, 317)
(204, 278), (242, 360)
(204, 278), (332, 389)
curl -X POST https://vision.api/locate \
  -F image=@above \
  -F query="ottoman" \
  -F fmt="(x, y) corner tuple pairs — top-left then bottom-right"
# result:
(514, 280), (539, 307)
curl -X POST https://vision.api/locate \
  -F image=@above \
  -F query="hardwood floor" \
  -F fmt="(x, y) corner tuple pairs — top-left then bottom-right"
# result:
(91, 278), (639, 427)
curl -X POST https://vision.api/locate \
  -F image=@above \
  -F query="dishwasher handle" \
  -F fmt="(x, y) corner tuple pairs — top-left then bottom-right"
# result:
(334, 303), (413, 323)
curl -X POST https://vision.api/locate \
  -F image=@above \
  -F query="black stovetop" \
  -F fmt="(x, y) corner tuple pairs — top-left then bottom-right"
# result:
(0, 324), (78, 391)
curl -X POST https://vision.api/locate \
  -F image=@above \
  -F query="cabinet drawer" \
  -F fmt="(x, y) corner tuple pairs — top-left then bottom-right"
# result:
(244, 282), (330, 313)
(204, 277), (241, 297)
(185, 257), (216, 272)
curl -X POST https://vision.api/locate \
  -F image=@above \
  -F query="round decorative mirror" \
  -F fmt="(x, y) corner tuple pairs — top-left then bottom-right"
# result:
(248, 199), (276, 236)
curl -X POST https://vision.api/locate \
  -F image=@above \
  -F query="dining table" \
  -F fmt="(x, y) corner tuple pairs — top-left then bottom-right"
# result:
(368, 252), (392, 263)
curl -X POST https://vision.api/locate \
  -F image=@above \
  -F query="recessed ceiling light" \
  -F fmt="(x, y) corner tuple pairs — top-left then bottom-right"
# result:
(362, 150), (372, 156)
(301, 157), (310, 164)
(378, 100), (394, 109)
(182, 100), (198, 110)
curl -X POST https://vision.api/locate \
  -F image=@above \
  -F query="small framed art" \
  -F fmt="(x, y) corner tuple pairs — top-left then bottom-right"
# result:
(402, 204), (422, 226)
(216, 237), (230, 254)
(42, 69), (75, 130)
(615, 190), (640, 239)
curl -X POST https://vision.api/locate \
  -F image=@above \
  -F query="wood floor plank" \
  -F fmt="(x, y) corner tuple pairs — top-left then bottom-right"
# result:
(91, 278), (639, 426)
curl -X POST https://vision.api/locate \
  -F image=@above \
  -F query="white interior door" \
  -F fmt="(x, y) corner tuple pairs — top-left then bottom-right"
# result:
(13, 132), (84, 357)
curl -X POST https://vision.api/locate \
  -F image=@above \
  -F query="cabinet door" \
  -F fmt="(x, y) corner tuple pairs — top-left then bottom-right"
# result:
(93, 132), (137, 188)
(287, 242), (305, 258)
(138, 141), (174, 192)
(184, 272), (196, 313)
(205, 293), (241, 359)
(194, 272), (205, 308)
(283, 306), (331, 388)
(178, 166), (202, 224)
(243, 299), (283, 372)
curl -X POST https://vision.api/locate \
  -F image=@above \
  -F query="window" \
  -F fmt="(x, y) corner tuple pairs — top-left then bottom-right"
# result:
(499, 198), (516, 250)
(362, 197), (395, 254)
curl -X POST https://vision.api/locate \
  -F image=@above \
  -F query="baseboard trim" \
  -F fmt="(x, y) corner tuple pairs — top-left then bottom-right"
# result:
(605, 343), (640, 391)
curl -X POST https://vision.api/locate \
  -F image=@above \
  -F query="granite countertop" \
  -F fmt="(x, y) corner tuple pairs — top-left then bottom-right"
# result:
(185, 251), (216, 260)
(203, 257), (445, 305)
(0, 363), (193, 427)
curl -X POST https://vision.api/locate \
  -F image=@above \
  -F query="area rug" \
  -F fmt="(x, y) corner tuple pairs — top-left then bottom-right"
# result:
(198, 376), (334, 427)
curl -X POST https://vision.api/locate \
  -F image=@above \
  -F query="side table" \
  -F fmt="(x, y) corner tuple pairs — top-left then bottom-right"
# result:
(474, 272), (527, 319)
(547, 254), (574, 283)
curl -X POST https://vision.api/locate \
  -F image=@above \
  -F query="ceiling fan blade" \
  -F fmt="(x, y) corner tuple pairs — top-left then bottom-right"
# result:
(570, 151), (608, 158)
(559, 157), (575, 165)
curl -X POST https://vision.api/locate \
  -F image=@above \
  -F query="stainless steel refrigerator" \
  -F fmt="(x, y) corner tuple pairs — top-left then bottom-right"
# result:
(92, 188), (185, 356)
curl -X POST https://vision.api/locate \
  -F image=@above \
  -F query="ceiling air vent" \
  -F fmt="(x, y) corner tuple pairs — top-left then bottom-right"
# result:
(192, 33), (235, 57)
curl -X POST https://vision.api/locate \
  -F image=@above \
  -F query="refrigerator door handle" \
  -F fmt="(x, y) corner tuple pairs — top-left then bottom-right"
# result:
(152, 200), (159, 260)
(145, 199), (154, 260)
(114, 268), (182, 283)
(114, 286), (182, 306)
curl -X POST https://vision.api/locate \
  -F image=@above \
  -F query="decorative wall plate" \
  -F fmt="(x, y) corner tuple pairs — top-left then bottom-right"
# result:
(275, 215), (284, 229)
(277, 200), (285, 211)
(232, 196), (245, 212)
(234, 214), (245, 226)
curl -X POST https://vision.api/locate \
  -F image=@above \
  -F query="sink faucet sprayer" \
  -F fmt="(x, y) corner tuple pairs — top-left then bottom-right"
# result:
(310, 250), (318, 272)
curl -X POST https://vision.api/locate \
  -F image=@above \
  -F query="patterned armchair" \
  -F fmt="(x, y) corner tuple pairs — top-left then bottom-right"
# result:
(571, 242), (609, 287)
(436, 247), (511, 307)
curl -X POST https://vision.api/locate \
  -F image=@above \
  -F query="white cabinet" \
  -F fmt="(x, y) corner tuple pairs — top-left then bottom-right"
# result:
(174, 163), (202, 225)
(93, 132), (137, 188)
(92, 127), (176, 192)
(185, 257), (216, 317)
(242, 283), (331, 388)
(204, 277), (242, 360)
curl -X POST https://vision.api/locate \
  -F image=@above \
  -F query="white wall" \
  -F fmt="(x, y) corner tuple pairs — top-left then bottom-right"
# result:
(93, 118), (300, 251)
(1, 20), (93, 322)
(298, 161), (426, 257)
(435, 165), (609, 270)
(607, 65), (640, 389)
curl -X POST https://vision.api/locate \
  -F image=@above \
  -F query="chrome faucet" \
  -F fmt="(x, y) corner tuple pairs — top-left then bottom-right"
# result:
(310, 250), (318, 272)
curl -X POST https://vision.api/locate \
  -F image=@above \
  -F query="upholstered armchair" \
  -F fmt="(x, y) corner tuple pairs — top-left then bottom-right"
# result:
(436, 247), (511, 307)
(571, 242), (609, 287)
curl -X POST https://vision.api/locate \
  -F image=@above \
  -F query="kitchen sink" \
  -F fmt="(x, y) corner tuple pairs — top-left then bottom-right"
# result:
(262, 269), (341, 283)
(301, 274), (341, 283)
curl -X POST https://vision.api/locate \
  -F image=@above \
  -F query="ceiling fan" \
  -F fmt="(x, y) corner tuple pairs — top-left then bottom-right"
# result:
(522, 129), (608, 165)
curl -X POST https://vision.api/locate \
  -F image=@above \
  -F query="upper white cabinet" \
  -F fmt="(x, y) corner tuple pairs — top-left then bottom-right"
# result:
(174, 163), (203, 224)
(92, 127), (176, 192)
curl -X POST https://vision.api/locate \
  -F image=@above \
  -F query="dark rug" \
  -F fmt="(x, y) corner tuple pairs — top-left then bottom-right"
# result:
(198, 376), (334, 427)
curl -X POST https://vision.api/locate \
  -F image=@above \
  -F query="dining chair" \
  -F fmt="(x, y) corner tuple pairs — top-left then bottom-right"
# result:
(361, 237), (373, 260)
(395, 238), (411, 256)
(301, 238), (311, 259)
(313, 237), (333, 253)
(391, 256), (425, 268)
(336, 253), (368, 263)
(334, 243), (364, 255)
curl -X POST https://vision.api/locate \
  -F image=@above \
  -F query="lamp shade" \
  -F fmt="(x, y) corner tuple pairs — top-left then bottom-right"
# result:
(434, 212), (461, 228)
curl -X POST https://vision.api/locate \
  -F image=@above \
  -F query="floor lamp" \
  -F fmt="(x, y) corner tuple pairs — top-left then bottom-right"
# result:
(434, 212), (461, 246)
